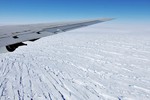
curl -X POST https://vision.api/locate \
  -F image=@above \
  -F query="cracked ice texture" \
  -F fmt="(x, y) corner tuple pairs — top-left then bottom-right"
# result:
(0, 23), (150, 100)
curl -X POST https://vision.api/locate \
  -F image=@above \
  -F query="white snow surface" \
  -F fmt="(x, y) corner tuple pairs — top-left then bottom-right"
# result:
(0, 23), (150, 100)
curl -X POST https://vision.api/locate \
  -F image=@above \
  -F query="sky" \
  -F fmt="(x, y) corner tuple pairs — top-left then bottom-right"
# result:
(0, 0), (150, 25)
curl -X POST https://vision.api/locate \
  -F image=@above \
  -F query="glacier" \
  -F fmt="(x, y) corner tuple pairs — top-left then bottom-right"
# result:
(0, 22), (150, 100)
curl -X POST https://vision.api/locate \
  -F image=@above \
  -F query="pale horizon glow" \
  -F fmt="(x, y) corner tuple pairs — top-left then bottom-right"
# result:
(0, 0), (149, 25)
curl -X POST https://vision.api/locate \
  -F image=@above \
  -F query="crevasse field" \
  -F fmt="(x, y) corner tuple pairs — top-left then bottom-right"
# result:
(0, 22), (150, 100)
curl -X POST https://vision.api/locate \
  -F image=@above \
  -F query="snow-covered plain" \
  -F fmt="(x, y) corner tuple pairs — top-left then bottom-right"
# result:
(0, 22), (150, 100)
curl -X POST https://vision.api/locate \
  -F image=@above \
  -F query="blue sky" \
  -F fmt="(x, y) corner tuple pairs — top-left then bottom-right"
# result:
(0, 0), (149, 25)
